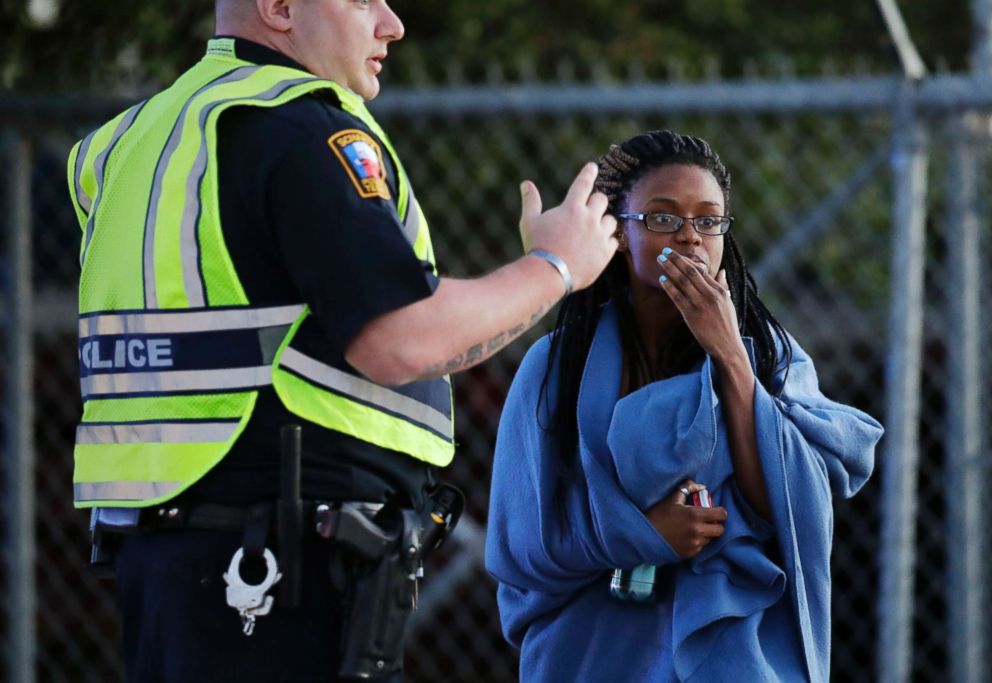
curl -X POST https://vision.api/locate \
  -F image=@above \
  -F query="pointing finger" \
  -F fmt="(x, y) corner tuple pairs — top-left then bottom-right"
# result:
(563, 162), (599, 207)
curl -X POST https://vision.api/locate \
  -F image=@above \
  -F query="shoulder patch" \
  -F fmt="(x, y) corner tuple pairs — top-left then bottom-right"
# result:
(327, 129), (391, 200)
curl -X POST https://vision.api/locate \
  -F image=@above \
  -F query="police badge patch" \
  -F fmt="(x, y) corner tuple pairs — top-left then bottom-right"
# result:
(327, 129), (391, 200)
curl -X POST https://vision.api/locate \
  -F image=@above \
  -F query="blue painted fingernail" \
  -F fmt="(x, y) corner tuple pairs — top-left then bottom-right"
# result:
(662, 247), (673, 255)
(659, 275), (668, 283)
(657, 254), (667, 263)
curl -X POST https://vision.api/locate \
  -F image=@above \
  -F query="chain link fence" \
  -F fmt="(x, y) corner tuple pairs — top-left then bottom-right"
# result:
(2, 63), (991, 682)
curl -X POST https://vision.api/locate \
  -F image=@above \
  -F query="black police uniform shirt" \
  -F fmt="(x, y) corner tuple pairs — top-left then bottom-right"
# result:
(190, 38), (439, 510)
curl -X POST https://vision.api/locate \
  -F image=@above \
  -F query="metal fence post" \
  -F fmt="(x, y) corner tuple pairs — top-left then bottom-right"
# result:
(944, 113), (986, 683)
(945, 4), (992, 681)
(4, 133), (37, 683)
(877, 87), (929, 683)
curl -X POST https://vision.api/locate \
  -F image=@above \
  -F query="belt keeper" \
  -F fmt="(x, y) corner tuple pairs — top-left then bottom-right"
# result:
(241, 502), (273, 565)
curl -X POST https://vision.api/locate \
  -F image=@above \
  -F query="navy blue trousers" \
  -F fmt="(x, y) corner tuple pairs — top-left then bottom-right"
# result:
(115, 528), (402, 683)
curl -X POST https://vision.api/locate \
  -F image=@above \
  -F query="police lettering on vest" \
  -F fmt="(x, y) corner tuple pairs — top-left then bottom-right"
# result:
(80, 338), (174, 371)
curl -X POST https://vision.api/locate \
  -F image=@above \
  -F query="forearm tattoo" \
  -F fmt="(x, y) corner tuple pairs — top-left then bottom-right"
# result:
(421, 302), (549, 378)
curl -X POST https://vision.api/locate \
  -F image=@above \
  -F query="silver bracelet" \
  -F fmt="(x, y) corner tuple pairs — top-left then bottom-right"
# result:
(528, 249), (574, 296)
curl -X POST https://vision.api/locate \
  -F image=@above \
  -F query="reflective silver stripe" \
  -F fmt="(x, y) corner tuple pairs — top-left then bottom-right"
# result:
(279, 348), (452, 439)
(75, 481), (182, 503)
(81, 365), (273, 398)
(401, 192), (421, 247)
(143, 66), (258, 308)
(180, 76), (320, 307)
(81, 102), (146, 266)
(79, 304), (304, 337)
(76, 421), (239, 445)
(73, 129), (98, 214)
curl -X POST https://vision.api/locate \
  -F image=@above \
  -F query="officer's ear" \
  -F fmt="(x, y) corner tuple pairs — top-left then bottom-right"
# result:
(256, 0), (293, 33)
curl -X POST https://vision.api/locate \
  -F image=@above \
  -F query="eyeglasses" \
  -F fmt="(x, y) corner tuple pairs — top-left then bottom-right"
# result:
(615, 212), (734, 236)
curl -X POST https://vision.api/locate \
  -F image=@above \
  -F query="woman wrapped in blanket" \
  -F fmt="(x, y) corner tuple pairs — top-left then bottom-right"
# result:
(485, 130), (883, 682)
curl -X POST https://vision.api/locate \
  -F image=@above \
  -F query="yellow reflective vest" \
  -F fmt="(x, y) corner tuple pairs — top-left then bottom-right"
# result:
(67, 38), (453, 509)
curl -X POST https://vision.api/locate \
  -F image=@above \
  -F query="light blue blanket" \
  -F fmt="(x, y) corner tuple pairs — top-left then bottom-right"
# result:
(485, 303), (882, 682)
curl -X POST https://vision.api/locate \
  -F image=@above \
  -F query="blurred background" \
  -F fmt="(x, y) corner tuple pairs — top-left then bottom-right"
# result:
(1, 1), (990, 681)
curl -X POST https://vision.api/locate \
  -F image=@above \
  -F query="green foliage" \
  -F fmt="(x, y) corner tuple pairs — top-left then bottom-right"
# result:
(375, 0), (971, 82)
(0, 0), (975, 93)
(2, 0), (210, 92)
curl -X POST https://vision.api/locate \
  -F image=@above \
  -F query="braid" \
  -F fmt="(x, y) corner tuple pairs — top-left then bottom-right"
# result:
(596, 143), (641, 205)
(539, 129), (792, 475)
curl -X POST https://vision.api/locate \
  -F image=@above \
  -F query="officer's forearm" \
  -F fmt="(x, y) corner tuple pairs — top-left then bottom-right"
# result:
(344, 254), (566, 385)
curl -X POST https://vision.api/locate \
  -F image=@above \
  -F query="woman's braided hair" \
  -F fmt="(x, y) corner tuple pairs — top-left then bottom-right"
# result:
(539, 129), (792, 467)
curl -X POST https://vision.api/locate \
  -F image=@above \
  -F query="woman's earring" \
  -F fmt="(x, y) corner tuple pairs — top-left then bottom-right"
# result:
(615, 231), (627, 252)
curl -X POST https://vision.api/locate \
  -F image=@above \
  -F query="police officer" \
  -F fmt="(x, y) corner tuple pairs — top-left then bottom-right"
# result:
(68, 1), (616, 681)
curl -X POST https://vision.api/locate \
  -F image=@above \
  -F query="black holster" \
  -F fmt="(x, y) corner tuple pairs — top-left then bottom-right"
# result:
(332, 483), (464, 680)
(336, 507), (420, 679)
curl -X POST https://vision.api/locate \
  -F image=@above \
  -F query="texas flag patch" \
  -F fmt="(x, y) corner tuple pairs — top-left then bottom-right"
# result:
(327, 129), (391, 200)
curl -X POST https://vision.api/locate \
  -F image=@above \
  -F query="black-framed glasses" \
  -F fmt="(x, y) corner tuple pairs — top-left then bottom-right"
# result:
(615, 212), (734, 236)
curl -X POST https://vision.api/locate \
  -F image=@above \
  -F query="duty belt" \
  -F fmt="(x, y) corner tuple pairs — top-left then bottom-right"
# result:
(90, 498), (382, 533)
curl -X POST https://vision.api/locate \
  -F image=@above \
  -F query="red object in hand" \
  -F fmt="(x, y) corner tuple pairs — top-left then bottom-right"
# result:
(690, 488), (712, 508)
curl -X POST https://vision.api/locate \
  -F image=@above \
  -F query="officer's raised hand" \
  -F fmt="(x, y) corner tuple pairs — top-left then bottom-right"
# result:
(347, 162), (618, 385)
(519, 162), (618, 292)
